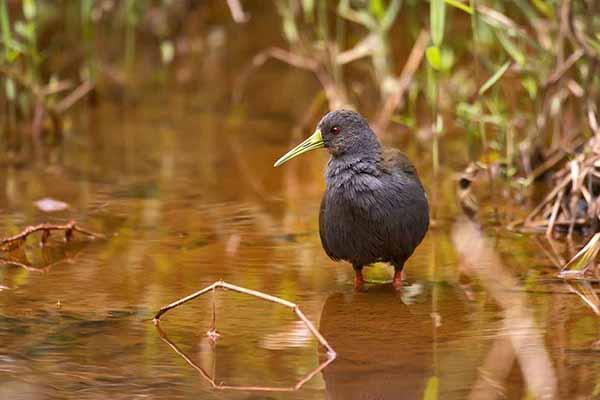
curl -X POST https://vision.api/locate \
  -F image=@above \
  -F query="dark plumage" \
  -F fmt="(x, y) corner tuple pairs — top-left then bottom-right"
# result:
(275, 110), (429, 289)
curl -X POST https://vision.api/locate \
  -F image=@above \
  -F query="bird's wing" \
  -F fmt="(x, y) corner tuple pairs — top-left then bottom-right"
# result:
(319, 194), (339, 261)
(381, 147), (421, 183)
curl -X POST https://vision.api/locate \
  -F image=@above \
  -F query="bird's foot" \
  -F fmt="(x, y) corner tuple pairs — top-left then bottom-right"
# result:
(392, 270), (404, 291)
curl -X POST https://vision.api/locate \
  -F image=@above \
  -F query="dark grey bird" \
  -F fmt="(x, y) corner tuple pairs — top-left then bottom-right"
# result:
(274, 110), (429, 290)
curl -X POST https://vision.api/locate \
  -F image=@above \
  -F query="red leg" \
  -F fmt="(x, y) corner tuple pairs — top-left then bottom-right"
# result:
(392, 269), (404, 291)
(353, 267), (364, 291)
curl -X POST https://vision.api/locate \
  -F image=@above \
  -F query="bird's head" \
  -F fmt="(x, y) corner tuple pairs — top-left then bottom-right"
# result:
(274, 110), (380, 167)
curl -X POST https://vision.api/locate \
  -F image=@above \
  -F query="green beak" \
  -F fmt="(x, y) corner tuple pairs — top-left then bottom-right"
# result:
(273, 129), (324, 167)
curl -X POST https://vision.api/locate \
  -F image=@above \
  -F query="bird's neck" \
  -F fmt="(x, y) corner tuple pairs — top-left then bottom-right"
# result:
(325, 151), (382, 190)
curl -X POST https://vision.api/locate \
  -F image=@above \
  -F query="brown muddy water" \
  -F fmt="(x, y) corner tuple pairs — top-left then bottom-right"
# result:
(1, 5), (600, 400)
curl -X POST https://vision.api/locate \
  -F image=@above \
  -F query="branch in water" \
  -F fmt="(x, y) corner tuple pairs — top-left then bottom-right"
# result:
(0, 220), (104, 251)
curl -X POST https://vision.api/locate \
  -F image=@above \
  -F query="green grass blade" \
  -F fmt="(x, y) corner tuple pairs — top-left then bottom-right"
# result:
(478, 61), (510, 95)
(0, 0), (11, 57)
(496, 30), (525, 67)
(430, 0), (446, 47)
(444, 0), (473, 14)
(381, 0), (402, 31)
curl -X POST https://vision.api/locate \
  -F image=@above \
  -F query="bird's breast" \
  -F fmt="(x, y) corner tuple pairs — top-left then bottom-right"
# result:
(319, 169), (429, 265)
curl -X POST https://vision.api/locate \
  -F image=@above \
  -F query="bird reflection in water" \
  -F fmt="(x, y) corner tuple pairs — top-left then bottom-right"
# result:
(318, 285), (434, 399)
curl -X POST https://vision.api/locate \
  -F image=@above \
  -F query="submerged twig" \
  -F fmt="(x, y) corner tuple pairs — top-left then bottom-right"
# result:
(0, 220), (104, 250)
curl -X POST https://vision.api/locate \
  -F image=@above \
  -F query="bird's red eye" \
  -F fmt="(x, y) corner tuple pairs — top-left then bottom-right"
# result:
(330, 126), (341, 135)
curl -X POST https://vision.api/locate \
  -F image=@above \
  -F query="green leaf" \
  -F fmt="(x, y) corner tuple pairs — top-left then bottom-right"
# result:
(81, 0), (94, 20)
(430, 0), (446, 47)
(301, 0), (314, 21)
(5, 78), (15, 100)
(479, 61), (511, 95)
(22, 0), (36, 21)
(435, 114), (444, 136)
(276, 0), (299, 44)
(14, 21), (34, 41)
(283, 18), (299, 43)
(444, 0), (473, 14)
(426, 45), (442, 70)
(530, 0), (554, 18)
(439, 47), (455, 71)
(0, 0), (12, 58)
(160, 40), (174, 64)
(6, 37), (25, 53)
(381, 0), (401, 31)
(560, 232), (600, 276)
(521, 76), (537, 99)
(369, 0), (385, 21)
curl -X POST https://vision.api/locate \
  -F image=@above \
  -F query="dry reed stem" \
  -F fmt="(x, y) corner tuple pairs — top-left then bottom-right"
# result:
(546, 189), (564, 237)
(234, 46), (349, 109)
(56, 81), (95, 114)
(226, 0), (249, 23)
(520, 137), (600, 233)
(153, 280), (336, 356)
(544, 48), (584, 87)
(374, 29), (429, 134)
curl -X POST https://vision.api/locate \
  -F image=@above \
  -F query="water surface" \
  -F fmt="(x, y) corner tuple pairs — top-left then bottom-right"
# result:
(1, 5), (599, 400)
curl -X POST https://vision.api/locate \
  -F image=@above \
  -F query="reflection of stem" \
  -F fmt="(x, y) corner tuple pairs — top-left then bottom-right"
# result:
(0, 244), (85, 273)
(208, 286), (218, 339)
(154, 321), (335, 392)
(566, 280), (600, 315)
(452, 217), (557, 399)
(470, 335), (514, 399)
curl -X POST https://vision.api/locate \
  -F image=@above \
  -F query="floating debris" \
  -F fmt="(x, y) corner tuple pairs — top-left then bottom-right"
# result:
(34, 198), (69, 212)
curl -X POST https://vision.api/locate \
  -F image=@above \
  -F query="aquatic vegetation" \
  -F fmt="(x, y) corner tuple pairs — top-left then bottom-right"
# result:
(0, 0), (165, 150)
(231, 1), (600, 235)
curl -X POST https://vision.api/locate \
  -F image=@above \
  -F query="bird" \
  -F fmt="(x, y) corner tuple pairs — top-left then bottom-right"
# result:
(274, 110), (429, 290)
